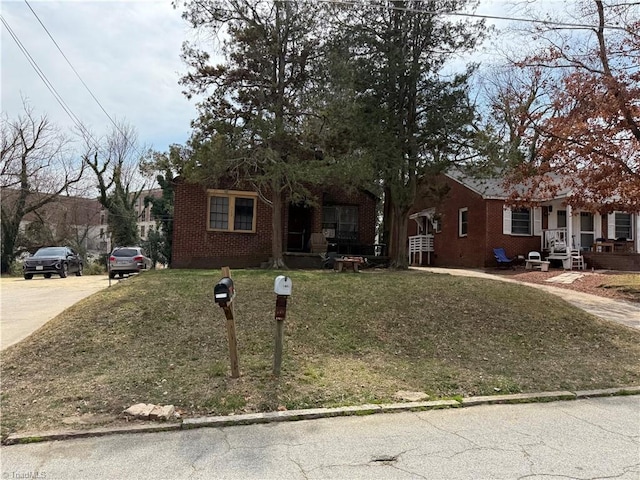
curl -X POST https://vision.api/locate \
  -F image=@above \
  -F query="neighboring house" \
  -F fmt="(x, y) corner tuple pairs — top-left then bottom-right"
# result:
(133, 188), (163, 241)
(1, 188), (106, 254)
(408, 171), (640, 271)
(172, 179), (378, 269)
(2, 187), (164, 258)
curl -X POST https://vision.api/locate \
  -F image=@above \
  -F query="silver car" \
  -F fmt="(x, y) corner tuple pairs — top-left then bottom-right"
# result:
(108, 247), (152, 278)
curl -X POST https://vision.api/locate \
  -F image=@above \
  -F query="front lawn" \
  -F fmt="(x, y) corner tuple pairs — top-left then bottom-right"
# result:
(2, 269), (639, 438)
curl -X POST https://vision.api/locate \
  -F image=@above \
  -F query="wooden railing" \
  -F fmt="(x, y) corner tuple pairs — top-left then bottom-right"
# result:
(409, 234), (434, 265)
(542, 228), (568, 253)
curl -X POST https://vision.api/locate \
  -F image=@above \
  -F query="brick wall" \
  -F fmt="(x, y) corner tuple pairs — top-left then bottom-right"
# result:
(172, 181), (273, 269)
(484, 201), (541, 266)
(584, 253), (640, 271)
(172, 181), (377, 269)
(422, 177), (541, 268)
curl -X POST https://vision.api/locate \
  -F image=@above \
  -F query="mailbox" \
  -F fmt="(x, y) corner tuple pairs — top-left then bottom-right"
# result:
(214, 277), (235, 304)
(274, 275), (292, 296)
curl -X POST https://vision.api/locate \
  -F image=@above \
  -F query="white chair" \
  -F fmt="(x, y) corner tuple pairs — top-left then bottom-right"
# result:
(570, 250), (585, 270)
(525, 251), (548, 270)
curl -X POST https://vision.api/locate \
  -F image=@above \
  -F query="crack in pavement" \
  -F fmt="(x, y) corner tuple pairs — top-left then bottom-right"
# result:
(557, 408), (640, 444)
(516, 463), (640, 480)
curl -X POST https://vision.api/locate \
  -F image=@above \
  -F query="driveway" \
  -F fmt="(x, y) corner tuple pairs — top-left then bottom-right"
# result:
(0, 275), (110, 350)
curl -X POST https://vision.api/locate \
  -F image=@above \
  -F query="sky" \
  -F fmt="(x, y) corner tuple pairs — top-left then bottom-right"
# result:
(1, 0), (528, 154)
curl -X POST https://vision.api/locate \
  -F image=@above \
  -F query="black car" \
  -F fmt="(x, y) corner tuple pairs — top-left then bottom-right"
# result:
(23, 246), (83, 279)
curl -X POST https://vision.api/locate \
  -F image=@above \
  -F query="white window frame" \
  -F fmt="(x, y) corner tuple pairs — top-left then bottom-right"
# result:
(608, 211), (633, 240)
(458, 207), (468, 237)
(503, 206), (542, 236)
(207, 189), (258, 233)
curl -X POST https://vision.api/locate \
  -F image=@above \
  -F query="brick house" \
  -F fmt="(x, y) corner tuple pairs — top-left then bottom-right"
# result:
(408, 171), (640, 270)
(171, 179), (378, 269)
(1, 188), (107, 253)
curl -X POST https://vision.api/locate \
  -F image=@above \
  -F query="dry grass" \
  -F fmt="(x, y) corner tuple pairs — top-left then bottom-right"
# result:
(2, 269), (639, 438)
(600, 273), (640, 301)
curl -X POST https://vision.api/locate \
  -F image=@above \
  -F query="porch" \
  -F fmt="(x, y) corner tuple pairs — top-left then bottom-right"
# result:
(542, 228), (640, 271)
(408, 234), (434, 266)
(408, 208), (438, 266)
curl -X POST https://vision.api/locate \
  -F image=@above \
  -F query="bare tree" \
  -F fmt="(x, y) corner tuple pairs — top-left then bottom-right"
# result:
(83, 121), (150, 248)
(1, 104), (85, 273)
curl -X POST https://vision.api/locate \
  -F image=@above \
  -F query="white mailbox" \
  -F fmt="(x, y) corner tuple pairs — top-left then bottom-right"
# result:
(274, 275), (292, 296)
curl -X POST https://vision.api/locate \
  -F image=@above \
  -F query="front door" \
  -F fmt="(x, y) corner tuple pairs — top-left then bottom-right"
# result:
(580, 212), (595, 251)
(287, 203), (312, 252)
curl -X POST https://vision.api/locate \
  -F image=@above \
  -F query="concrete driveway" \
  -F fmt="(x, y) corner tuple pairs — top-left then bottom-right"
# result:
(0, 274), (110, 350)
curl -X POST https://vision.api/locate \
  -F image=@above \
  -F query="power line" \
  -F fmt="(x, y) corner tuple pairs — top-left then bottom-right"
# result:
(23, 0), (147, 160)
(0, 14), (94, 144)
(318, 0), (630, 32)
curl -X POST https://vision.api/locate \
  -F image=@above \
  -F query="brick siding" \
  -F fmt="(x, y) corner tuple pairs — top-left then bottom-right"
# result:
(416, 177), (541, 268)
(172, 181), (377, 269)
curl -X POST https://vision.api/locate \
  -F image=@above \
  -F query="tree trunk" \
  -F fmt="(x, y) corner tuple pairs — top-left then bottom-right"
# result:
(267, 180), (287, 269)
(390, 204), (410, 269)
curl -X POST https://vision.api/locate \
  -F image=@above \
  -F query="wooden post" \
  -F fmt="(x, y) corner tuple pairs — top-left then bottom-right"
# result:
(273, 295), (288, 376)
(221, 267), (240, 378)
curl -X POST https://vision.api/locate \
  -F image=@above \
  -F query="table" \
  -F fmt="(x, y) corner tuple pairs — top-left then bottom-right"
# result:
(592, 242), (614, 252)
(334, 256), (364, 272)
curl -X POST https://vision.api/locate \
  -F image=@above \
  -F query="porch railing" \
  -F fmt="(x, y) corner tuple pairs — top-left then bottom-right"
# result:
(409, 234), (434, 265)
(542, 228), (569, 253)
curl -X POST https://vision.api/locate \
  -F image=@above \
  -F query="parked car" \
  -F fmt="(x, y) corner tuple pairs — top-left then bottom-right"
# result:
(23, 246), (83, 279)
(108, 246), (152, 278)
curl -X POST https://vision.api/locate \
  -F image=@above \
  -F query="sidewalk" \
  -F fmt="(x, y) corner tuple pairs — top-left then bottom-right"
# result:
(410, 267), (640, 330)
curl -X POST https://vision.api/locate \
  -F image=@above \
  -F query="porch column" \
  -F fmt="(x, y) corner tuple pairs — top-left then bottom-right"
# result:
(636, 214), (640, 253)
(566, 205), (573, 250)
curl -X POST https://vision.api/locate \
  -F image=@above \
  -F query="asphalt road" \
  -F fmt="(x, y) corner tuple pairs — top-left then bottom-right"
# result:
(0, 274), (110, 350)
(1, 396), (638, 479)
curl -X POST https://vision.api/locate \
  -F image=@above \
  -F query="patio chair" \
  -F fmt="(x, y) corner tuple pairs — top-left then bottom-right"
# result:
(493, 248), (515, 269)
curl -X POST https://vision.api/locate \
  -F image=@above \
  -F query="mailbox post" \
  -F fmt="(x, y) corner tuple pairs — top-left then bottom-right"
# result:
(214, 267), (240, 378)
(273, 275), (292, 376)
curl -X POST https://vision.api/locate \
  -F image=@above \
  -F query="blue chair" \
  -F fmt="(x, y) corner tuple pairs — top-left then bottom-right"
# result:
(493, 248), (515, 269)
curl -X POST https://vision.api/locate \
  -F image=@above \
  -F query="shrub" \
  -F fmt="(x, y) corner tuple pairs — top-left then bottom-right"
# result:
(85, 259), (106, 275)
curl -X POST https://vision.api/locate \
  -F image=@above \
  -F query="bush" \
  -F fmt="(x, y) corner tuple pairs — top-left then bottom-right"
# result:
(85, 259), (106, 275)
(9, 261), (24, 277)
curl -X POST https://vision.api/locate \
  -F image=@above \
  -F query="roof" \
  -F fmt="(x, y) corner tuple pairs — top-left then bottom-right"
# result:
(445, 169), (572, 202)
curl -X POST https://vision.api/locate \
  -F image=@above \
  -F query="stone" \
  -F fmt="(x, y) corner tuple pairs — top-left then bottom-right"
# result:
(393, 390), (430, 402)
(123, 403), (156, 419)
(149, 405), (176, 421)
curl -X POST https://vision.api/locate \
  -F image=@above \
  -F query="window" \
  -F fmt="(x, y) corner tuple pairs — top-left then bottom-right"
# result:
(99, 228), (104, 239)
(207, 190), (258, 233)
(140, 225), (146, 238)
(458, 208), (468, 237)
(511, 208), (531, 235)
(557, 210), (567, 228)
(322, 205), (358, 241)
(615, 213), (632, 239)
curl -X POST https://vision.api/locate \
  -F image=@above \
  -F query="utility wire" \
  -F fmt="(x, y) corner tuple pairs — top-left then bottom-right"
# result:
(1, 14), (96, 147)
(321, 0), (630, 32)
(23, 0), (148, 160)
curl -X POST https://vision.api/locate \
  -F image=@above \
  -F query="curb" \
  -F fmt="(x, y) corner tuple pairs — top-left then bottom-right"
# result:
(4, 387), (639, 446)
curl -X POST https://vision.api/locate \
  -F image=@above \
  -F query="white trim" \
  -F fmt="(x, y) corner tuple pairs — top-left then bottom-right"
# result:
(459, 207), (468, 237)
(533, 207), (542, 236)
(611, 211), (634, 240)
(503, 206), (512, 235)
(608, 212), (616, 239)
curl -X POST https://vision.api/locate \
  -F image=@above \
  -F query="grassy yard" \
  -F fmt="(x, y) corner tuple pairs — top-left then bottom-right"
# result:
(2, 269), (639, 438)
(601, 273), (640, 301)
